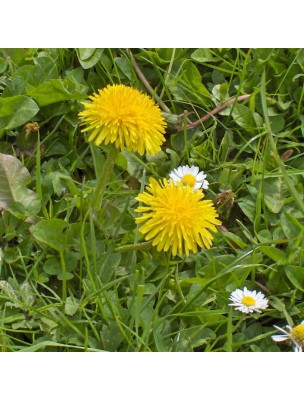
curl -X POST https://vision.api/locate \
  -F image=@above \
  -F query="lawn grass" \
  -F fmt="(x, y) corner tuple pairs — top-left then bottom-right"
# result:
(0, 48), (304, 352)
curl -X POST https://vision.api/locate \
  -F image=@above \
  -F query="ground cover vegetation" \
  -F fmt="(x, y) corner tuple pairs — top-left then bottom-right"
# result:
(0, 48), (303, 352)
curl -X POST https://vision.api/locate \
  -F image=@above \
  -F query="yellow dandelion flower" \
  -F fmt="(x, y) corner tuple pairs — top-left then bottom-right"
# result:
(135, 178), (221, 257)
(78, 84), (167, 156)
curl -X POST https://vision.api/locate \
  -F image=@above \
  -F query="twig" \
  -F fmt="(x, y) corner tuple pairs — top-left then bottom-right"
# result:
(126, 49), (171, 114)
(178, 94), (251, 130)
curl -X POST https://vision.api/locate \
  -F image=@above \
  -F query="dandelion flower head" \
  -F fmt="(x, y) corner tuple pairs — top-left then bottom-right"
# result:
(78, 84), (167, 156)
(272, 320), (304, 352)
(135, 178), (221, 257)
(169, 165), (209, 191)
(228, 287), (269, 314)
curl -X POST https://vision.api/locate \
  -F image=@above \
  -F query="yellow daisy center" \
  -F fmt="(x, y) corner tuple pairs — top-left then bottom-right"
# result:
(135, 178), (221, 257)
(241, 296), (256, 306)
(291, 324), (304, 346)
(181, 174), (196, 187)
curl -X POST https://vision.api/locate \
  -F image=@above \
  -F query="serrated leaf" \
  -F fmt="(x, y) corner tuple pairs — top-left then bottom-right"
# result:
(0, 95), (39, 129)
(0, 153), (40, 215)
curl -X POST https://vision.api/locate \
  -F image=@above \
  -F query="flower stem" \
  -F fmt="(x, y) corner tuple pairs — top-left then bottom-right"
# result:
(177, 94), (251, 130)
(91, 145), (118, 211)
(114, 240), (153, 253)
(183, 110), (190, 164)
(59, 250), (67, 308)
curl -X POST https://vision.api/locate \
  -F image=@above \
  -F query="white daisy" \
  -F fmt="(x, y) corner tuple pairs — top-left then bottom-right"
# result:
(228, 287), (269, 314)
(271, 321), (304, 352)
(169, 165), (209, 191)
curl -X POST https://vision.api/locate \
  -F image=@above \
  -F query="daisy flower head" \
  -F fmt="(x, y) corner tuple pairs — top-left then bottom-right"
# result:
(228, 287), (269, 314)
(169, 165), (209, 191)
(135, 178), (221, 257)
(78, 84), (167, 156)
(272, 321), (304, 352)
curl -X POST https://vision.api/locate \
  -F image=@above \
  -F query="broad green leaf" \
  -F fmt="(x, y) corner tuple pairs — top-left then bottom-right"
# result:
(259, 246), (287, 263)
(114, 56), (133, 80)
(270, 296), (287, 312)
(280, 212), (303, 240)
(264, 177), (288, 213)
(14, 53), (58, 86)
(237, 196), (256, 221)
(26, 78), (88, 106)
(156, 48), (186, 62)
(174, 326), (215, 351)
(232, 103), (263, 129)
(153, 320), (172, 351)
(0, 153), (40, 215)
(253, 48), (275, 61)
(0, 56), (7, 74)
(124, 151), (144, 178)
(1, 77), (27, 97)
(43, 257), (62, 275)
(257, 229), (272, 243)
(2, 53), (58, 97)
(100, 322), (124, 351)
(285, 266), (304, 291)
(0, 280), (18, 301)
(76, 48), (104, 69)
(42, 252), (77, 278)
(138, 50), (172, 66)
(43, 171), (72, 196)
(2, 49), (31, 66)
(19, 281), (36, 307)
(0, 95), (39, 129)
(32, 219), (69, 251)
(64, 296), (80, 316)
(191, 48), (221, 63)
(65, 67), (87, 86)
(77, 48), (96, 60)
(269, 115), (285, 133)
(167, 60), (211, 106)
(222, 231), (247, 249)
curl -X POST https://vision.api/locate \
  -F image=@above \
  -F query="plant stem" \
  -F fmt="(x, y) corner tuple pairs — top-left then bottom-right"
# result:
(36, 131), (49, 219)
(115, 240), (153, 253)
(59, 250), (67, 308)
(127, 49), (171, 114)
(91, 145), (118, 211)
(180, 94), (251, 130)
(183, 111), (190, 164)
